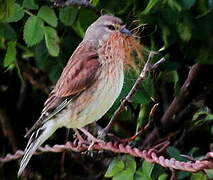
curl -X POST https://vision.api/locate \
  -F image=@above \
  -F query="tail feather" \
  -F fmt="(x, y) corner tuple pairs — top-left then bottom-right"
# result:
(18, 121), (57, 176)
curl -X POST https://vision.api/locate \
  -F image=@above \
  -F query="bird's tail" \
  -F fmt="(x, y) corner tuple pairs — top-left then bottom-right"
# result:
(18, 121), (57, 176)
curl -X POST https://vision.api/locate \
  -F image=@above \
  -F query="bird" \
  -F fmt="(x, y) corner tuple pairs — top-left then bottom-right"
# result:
(18, 15), (141, 176)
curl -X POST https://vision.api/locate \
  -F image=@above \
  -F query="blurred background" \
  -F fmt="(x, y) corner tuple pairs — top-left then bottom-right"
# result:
(0, 0), (213, 179)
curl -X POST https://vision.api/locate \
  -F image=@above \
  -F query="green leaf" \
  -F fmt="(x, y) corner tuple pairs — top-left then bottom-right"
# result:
(91, 0), (99, 6)
(78, 9), (97, 32)
(124, 156), (136, 172)
(167, 147), (187, 162)
(59, 7), (78, 26)
(3, 41), (16, 67)
(158, 173), (169, 180)
(142, 0), (161, 15)
(0, 0), (15, 20)
(44, 26), (60, 57)
(122, 73), (152, 105)
(113, 169), (134, 180)
(24, 16), (44, 46)
(160, 70), (180, 95)
(190, 172), (207, 180)
(166, 0), (182, 11)
(162, 26), (171, 47)
(177, 23), (191, 41)
(205, 169), (213, 179)
(105, 159), (125, 177)
(192, 108), (213, 126)
(0, 22), (17, 40)
(141, 161), (155, 178)
(35, 41), (63, 83)
(5, 3), (24, 22)
(135, 170), (152, 180)
(179, 0), (196, 9)
(71, 20), (85, 38)
(23, 0), (38, 10)
(136, 160), (154, 180)
(38, 6), (57, 27)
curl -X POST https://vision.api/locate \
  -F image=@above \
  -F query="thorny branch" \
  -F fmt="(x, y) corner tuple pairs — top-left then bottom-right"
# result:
(0, 139), (213, 173)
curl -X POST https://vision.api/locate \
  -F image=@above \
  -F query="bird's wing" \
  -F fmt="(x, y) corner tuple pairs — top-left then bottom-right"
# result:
(25, 45), (101, 137)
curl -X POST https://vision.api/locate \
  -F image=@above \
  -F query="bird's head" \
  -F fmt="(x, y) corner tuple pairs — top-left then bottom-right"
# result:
(84, 15), (131, 43)
(84, 15), (143, 71)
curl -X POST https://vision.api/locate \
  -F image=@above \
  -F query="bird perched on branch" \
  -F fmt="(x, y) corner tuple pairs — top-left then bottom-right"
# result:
(18, 15), (142, 176)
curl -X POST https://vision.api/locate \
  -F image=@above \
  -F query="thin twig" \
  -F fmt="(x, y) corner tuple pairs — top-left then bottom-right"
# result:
(99, 54), (166, 135)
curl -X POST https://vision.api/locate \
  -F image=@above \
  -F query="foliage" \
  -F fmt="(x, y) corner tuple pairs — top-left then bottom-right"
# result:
(0, 0), (213, 179)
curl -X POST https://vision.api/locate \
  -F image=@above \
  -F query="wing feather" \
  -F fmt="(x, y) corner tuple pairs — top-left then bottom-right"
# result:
(25, 44), (101, 137)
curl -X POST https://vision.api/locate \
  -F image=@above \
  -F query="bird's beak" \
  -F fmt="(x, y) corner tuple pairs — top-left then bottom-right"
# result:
(120, 27), (132, 36)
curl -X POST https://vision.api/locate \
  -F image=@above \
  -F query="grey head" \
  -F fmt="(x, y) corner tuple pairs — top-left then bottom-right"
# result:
(83, 15), (131, 44)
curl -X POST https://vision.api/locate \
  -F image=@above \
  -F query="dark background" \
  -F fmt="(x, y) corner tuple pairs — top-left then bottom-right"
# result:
(0, 0), (213, 179)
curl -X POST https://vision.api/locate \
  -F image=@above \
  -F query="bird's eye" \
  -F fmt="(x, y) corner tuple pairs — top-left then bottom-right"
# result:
(107, 25), (116, 30)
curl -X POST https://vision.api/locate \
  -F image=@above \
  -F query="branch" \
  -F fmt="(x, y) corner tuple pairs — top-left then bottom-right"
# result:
(101, 55), (166, 134)
(0, 109), (18, 152)
(142, 64), (205, 147)
(0, 140), (213, 173)
(54, 0), (101, 16)
(161, 64), (202, 128)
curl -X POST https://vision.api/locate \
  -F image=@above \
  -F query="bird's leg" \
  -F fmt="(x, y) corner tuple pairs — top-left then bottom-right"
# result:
(78, 128), (104, 148)
(73, 129), (88, 147)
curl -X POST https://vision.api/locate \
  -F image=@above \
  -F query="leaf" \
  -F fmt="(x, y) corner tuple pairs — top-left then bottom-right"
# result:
(0, 0), (15, 20)
(162, 26), (171, 47)
(192, 108), (213, 126)
(141, 161), (155, 178)
(167, 147), (187, 162)
(105, 159), (125, 177)
(59, 7), (78, 26)
(113, 169), (134, 180)
(3, 41), (16, 67)
(122, 73), (152, 105)
(124, 155), (136, 172)
(190, 172), (207, 180)
(5, 3), (24, 22)
(135, 170), (152, 180)
(161, 71), (179, 84)
(205, 169), (213, 179)
(158, 173), (169, 180)
(38, 6), (57, 27)
(179, 0), (196, 9)
(141, 0), (161, 15)
(177, 23), (191, 41)
(78, 8), (97, 32)
(71, 20), (85, 38)
(24, 16), (44, 46)
(160, 70), (180, 95)
(23, 0), (38, 10)
(0, 22), (17, 40)
(44, 26), (60, 57)
(91, 0), (99, 6)
(135, 160), (154, 180)
(166, 0), (182, 11)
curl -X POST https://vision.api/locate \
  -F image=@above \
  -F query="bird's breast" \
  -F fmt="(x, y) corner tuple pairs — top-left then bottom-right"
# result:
(66, 59), (124, 128)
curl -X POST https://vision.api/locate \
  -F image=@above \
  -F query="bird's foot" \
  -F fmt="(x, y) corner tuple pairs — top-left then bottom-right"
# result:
(97, 127), (108, 140)
(78, 128), (104, 150)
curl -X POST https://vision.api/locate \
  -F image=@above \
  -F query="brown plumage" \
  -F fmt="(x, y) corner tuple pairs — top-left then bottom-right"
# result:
(18, 15), (142, 176)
